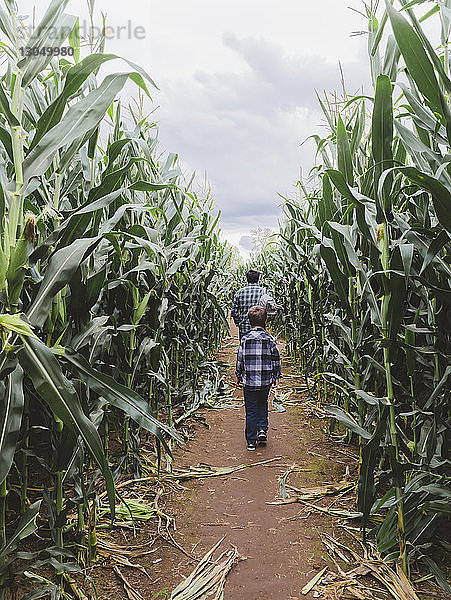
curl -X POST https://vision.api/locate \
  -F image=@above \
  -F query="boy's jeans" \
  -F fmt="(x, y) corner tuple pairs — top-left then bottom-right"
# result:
(244, 386), (270, 441)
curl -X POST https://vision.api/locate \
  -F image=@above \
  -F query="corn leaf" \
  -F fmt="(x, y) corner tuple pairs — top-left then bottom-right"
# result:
(27, 238), (99, 328)
(337, 116), (354, 186)
(372, 74), (394, 213)
(386, 1), (443, 119)
(325, 406), (371, 440)
(402, 168), (451, 232)
(63, 349), (183, 452)
(0, 365), (24, 485)
(23, 73), (130, 185)
(0, 500), (41, 558)
(18, 337), (115, 518)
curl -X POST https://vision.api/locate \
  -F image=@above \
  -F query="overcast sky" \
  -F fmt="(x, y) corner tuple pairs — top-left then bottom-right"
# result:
(150, 1), (372, 251)
(19, 0), (373, 251)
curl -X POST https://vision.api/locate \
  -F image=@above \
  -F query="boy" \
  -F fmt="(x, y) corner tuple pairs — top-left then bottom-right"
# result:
(235, 305), (282, 451)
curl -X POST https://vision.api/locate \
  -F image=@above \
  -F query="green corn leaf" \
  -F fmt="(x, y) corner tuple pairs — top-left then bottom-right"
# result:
(134, 291), (152, 325)
(358, 413), (386, 533)
(424, 366), (451, 410)
(324, 406), (371, 440)
(328, 222), (360, 274)
(398, 0), (451, 93)
(372, 74), (393, 214)
(71, 188), (126, 217)
(88, 160), (141, 203)
(129, 182), (176, 191)
(6, 234), (29, 308)
(106, 138), (131, 168)
(399, 243), (414, 281)
(0, 8), (16, 43)
(27, 238), (99, 329)
(386, 244), (407, 343)
(382, 35), (401, 81)
(21, 13), (77, 88)
(421, 556), (451, 594)
(68, 17), (80, 62)
(0, 125), (13, 161)
(0, 365), (24, 485)
(0, 83), (19, 127)
(317, 173), (334, 231)
(23, 73), (131, 185)
(319, 241), (350, 311)
(166, 257), (188, 277)
(377, 504), (398, 552)
(0, 500), (41, 558)
(350, 100), (366, 155)
(336, 116), (354, 186)
(18, 337), (115, 518)
(385, 1), (443, 120)
(394, 121), (441, 165)
(420, 230), (450, 274)
(29, 54), (121, 151)
(63, 349), (183, 452)
(397, 82), (447, 140)
(371, 10), (389, 56)
(0, 314), (38, 339)
(402, 167), (451, 232)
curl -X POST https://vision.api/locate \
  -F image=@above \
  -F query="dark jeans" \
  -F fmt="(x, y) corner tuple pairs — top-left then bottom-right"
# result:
(244, 386), (270, 442)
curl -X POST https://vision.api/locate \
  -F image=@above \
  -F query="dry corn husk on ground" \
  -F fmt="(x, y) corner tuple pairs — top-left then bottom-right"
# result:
(307, 533), (426, 600)
(170, 538), (242, 600)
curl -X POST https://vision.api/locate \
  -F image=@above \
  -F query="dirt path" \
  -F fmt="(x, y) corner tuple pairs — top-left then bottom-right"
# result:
(143, 323), (354, 600)
(85, 324), (446, 600)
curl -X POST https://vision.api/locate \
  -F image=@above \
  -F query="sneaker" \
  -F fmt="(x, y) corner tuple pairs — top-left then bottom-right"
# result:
(247, 440), (257, 451)
(257, 429), (267, 444)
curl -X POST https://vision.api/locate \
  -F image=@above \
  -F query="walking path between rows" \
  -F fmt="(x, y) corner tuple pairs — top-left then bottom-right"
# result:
(91, 323), (357, 600)
(148, 323), (350, 599)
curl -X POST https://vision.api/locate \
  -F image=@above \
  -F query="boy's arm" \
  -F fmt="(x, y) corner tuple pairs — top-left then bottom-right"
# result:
(235, 343), (244, 384)
(271, 340), (282, 384)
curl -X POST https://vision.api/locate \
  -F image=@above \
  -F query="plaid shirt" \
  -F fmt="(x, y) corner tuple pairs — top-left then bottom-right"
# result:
(236, 327), (282, 390)
(231, 283), (267, 336)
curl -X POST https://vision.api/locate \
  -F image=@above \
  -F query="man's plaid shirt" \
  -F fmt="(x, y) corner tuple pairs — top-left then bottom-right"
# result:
(236, 327), (282, 390)
(231, 283), (267, 336)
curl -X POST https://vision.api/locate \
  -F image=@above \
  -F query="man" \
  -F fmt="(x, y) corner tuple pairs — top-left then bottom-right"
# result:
(235, 305), (282, 451)
(231, 269), (268, 339)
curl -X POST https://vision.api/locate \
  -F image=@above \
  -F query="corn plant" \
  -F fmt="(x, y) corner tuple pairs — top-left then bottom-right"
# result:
(0, 1), (231, 597)
(253, 0), (450, 589)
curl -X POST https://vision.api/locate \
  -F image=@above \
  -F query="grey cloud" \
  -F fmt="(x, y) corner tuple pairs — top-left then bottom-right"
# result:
(194, 33), (370, 113)
(239, 235), (254, 251)
(155, 33), (370, 236)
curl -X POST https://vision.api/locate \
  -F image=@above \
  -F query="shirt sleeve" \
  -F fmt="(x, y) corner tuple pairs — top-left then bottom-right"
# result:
(231, 291), (240, 325)
(271, 340), (281, 381)
(236, 342), (244, 380)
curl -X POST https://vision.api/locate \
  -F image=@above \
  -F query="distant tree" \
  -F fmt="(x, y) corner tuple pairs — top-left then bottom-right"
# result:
(249, 227), (275, 254)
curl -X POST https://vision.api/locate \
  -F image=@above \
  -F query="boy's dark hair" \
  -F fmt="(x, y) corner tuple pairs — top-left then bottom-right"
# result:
(246, 269), (260, 283)
(248, 305), (267, 327)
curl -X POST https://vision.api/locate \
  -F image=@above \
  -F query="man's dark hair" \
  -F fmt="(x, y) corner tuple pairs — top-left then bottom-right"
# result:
(248, 305), (267, 327)
(246, 269), (260, 283)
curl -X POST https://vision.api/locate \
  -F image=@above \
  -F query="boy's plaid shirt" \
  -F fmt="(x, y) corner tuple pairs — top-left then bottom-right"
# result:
(236, 327), (282, 390)
(231, 283), (267, 335)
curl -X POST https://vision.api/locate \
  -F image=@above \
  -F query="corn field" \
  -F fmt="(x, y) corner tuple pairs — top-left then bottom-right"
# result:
(0, 1), (232, 597)
(0, 0), (450, 598)
(254, 0), (450, 582)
